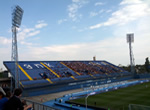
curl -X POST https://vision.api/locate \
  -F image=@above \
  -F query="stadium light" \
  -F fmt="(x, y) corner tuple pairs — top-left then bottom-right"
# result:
(126, 33), (135, 74)
(85, 92), (96, 110)
(12, 5), (24, 28)
(11, 5), (24, 89)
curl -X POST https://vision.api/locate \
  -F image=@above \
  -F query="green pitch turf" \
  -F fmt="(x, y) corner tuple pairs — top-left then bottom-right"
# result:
(70, 82), (150, 110)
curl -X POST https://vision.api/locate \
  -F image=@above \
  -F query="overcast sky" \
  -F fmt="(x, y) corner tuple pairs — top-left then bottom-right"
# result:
(0, 0), (150, 70)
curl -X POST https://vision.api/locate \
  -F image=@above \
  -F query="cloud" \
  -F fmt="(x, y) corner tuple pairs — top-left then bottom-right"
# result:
(95, 2), (104, 6)
(17, 21), (47, 46)
(0, 36), (11, 45)
(106, 9), (112, 13)
(90, 0), (150, 29)
(28, 30), (40, 37)
(0, 20), (48, 68)
(35, 21), (48, 29)
(0, 47), (11, 69)
(17, 34), (145, 65)
(72, 0), (80, 3)
(90, 9), (104, 17)
(67, 0), (89, 21)
(68, 3), (80, 21)
(120, 0), (142, 5)
(2, 26), (150, 68)
(18, 28), (35, 41)
(20, 41), (33, 46)
(90, 12), (98, 17)
(19, 21), (150, 65)
(18, 28), (32, 39)
(58, 19), (67, 24)
(1, 15), (150, 68)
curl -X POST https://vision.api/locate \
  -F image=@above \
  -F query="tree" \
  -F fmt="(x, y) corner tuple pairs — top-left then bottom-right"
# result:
(145, 57), (150, 73)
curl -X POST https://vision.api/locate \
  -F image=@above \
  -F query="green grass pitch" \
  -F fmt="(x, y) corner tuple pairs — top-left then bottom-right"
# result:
(70, 81), (150, 110)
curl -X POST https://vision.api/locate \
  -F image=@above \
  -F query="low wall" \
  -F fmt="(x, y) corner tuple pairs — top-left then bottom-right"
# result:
(23, 76), (133, 97)
(138, 74), (150, 78)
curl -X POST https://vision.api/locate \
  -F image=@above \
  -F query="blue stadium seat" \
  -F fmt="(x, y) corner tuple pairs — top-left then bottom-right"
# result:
(3, 60), (130, 88)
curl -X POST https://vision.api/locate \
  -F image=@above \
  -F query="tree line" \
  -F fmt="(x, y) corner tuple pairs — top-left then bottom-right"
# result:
(120, 57), (150, 74)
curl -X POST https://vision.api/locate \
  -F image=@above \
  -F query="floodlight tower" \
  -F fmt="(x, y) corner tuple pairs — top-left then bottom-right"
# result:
(126, 33), (135, 74)
(11, 5), (23, 88)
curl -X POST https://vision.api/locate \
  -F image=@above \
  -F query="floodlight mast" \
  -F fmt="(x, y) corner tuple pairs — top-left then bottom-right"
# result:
(11, 5), (23, 89)
(126, 33), (135, 74)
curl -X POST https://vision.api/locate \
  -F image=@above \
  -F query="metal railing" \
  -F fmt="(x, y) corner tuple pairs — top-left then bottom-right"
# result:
(22, 98), (60, 110)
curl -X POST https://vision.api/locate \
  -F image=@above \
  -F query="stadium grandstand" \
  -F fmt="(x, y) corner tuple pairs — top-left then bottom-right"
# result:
(2, 60), (150, 110)
(3, 60), (131, 96)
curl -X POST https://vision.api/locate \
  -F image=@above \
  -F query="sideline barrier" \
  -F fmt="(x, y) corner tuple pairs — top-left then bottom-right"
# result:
(43, 79), (150, 110)
(70, 79), (150, 99)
